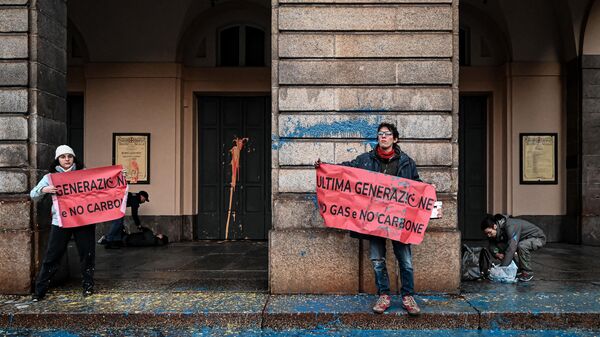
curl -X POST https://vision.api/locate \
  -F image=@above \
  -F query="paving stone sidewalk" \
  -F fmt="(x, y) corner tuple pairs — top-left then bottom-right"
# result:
(1, 281), (599, 331)
(0, 243), (598, 332)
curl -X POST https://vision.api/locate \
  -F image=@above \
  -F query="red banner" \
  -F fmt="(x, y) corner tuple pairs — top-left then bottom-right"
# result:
(316, 163), (436, 244)
(48, 165), (129, 228)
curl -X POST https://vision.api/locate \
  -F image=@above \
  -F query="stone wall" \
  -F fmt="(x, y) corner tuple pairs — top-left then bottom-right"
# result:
(270, 0), (460, 293)
(0, 0), (67, 294)
(581, 55), (600, 246)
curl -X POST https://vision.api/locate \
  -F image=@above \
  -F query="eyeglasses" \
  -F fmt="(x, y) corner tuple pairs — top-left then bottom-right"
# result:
(377, 131), (393, 137)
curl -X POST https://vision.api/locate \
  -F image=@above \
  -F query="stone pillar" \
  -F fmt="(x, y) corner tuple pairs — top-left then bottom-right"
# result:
(581, 56), (600, 246)
(0, 0), (67, 294)
(270, 0), (460, 293)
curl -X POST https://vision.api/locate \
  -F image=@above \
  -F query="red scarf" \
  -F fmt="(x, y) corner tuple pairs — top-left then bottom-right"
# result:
(376, 146), (395, 160)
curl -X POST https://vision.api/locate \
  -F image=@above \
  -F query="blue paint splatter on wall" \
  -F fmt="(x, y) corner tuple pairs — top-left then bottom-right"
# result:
(280, 117), (384, 139)
(271, 135), (288, 150)
(307, 194), (319, 211)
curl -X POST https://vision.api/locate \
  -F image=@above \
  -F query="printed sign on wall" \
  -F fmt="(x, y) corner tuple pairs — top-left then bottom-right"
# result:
(113, 133), (150, 184)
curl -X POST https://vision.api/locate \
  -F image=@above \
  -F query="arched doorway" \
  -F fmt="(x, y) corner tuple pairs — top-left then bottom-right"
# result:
(581, 0), (600, 246)
(177, 2), (271, 240)
(63, 0), (272, 292)
(458, 2), (510, 240)
(459, 0), (582, 243)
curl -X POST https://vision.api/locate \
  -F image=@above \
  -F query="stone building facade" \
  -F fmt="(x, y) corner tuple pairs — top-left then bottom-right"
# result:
(1, 0), (600, 295)
(1, 0), (67, 293)
(269, 0), (460, 293)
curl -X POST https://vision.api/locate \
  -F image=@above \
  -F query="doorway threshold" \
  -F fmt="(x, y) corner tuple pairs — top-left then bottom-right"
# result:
(65, 241), (268, 293)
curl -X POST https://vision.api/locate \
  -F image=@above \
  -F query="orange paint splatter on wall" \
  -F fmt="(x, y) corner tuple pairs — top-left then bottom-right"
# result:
(225, 137), (248, 240)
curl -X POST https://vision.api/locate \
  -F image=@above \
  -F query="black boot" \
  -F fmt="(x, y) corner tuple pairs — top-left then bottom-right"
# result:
(83, 286), (94, 297)
(31, 293), (44, 302)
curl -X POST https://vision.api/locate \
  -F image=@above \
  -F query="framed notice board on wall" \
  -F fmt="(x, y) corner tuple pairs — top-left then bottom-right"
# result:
(519, 133), (557, 185)
(112, 133), (150, 184)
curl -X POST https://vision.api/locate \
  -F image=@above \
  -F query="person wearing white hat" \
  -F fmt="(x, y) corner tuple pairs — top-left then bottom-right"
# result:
(54, 145), (76, 159)
(30, 145), (96, 301)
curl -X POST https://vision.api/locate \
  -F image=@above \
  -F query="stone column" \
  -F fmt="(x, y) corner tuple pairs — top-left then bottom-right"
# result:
(270, 0), (460, 293)
(0, 0), (67, 294)
(582, 56), (600, 246)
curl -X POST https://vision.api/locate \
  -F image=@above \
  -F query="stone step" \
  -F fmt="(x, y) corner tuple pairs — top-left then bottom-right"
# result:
(1, 292), (599, 330)
(1, 327), (598, 336)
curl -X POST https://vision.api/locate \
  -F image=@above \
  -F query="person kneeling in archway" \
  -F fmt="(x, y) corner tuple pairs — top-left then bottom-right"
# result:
(481, 214), (546, 282)
(99, 191), (149, 249)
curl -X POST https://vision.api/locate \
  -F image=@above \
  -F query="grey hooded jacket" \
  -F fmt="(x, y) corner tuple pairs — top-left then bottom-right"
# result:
(489, 214), (546, 266)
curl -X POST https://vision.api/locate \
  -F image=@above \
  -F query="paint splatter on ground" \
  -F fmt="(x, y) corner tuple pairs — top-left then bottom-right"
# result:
(1, 243), (599, 332)
(0, 328), (598, 337)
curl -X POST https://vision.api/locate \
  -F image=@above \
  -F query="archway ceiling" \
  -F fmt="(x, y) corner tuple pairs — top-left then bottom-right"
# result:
(67, 0), (269, 62)
(461, 0), (587, 62)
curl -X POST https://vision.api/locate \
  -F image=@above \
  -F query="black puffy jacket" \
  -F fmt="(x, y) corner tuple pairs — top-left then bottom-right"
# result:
(341, 145), (421, 182)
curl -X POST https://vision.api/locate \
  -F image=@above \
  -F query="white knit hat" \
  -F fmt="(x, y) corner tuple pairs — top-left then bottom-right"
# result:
(55, 145), (75, 159)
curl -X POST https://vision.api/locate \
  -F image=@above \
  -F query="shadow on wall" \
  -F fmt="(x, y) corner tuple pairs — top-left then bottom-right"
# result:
(514, 215), (576, 243)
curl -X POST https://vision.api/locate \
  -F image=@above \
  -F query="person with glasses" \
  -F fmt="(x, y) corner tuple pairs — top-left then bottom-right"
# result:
(315, 122), (423, 316)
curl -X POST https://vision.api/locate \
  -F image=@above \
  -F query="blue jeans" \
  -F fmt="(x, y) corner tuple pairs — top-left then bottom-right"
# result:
(106, 217), (125, 243)
(369, 237), (414, 297)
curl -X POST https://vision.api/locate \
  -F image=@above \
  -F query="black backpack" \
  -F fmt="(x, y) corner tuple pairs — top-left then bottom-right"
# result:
(461, 244), (482, 281)
(461, 245), (493, 281)
(478, 247), (493, 279)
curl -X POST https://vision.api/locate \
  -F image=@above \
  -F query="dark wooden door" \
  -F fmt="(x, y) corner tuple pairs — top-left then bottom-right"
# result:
(67, 94), (84, 159)
(459, 95), (487, 240)
(198, 96), (271, 240)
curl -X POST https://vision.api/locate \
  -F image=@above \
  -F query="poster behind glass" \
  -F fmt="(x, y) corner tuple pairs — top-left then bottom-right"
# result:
(113, 133), (150, 184)
(520, 133), (557, 185)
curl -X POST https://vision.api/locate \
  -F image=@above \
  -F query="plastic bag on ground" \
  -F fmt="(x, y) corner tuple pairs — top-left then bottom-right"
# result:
(488, 260), (518, 283)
